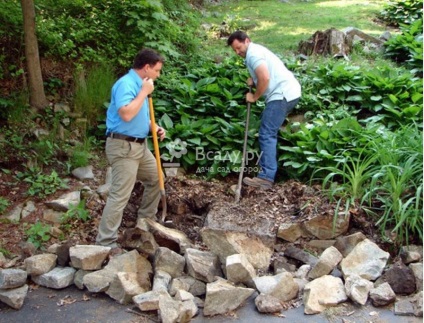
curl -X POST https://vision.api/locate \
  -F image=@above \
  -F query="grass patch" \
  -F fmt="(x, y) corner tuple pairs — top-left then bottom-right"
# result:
(201, 0), (388, 57)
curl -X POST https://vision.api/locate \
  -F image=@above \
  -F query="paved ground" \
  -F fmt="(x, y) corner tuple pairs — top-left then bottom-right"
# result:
(0, 285), (422, 323)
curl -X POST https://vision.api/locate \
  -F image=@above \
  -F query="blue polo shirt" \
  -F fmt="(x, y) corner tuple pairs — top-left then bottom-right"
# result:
(106, 69), (150, 138)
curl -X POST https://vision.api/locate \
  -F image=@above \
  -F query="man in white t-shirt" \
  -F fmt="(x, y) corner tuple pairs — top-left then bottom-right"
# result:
(227, 30), (301, 189)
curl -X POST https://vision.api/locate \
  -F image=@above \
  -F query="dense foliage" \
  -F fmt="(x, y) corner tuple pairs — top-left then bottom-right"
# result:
(378, 0), (423, 26)
(383, 18), (423, 76)
(0, 0), (200, 85)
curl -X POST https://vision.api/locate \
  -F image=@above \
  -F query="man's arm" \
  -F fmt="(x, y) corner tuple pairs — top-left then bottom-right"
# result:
(247, 63), (269, 103)
(119, 78), (154, 122)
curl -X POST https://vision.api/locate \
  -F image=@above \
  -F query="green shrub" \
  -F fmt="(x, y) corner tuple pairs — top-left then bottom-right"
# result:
(295, 58), (423, 128)
(378, 0), (423, 26)
(363, 124), (423, 244)
(61, 200), (91, 224)
(16, 168), (69, 198)
(384, 18), (423, 76)
(24, 221), (51, 249)
(36, 0), (200, 68)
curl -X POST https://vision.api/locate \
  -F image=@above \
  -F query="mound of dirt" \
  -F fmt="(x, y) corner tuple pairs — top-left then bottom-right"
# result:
(0, 169), (381, 265)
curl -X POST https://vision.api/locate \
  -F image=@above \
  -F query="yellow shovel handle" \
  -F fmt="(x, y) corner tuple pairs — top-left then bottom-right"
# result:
(148, 95), (165, 191)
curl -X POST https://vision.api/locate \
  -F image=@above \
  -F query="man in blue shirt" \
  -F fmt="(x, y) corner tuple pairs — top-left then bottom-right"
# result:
(227, 31), (301, 189)
(96, 48), (166, 253)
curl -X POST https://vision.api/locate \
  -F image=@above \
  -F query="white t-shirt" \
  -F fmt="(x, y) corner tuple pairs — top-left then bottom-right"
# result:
(245, 42), (301, 103)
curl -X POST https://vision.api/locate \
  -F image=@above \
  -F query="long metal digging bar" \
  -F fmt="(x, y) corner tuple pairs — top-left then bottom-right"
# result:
(148, 94), (168, 223)
(234, 86), (252, 203)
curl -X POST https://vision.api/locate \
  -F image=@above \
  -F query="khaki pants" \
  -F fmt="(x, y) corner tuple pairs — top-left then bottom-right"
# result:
(96, 137), (161, 247)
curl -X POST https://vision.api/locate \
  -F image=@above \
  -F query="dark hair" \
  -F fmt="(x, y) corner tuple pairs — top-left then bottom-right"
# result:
(227, 30), (250, 46)
(133, 48), (165, 69)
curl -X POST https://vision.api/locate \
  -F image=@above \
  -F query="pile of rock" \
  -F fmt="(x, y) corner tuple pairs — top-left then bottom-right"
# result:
(0, 220), (422, 321)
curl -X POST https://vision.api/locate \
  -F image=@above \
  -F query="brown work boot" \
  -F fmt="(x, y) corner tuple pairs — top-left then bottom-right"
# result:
(243, 177), (273, 190)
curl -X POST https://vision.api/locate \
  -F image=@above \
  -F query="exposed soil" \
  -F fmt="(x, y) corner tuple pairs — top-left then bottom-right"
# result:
(0, 156), (394, 267)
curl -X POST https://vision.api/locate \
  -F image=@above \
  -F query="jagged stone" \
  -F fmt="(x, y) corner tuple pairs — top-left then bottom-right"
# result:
(185, 248), (223, 283)
(340, 239), (389, 280)
(121, 227), (159, 257)
(253, 272), (298, 302)
(255, 293), (284, 313)
(152, 270), (172, 292)
(201, 204), (275, 270)
(369, 282), (396, 307)
(83, 250), (152, 293)
(414, 291), (423, 317)
(225, 253), (256, 288)
(333, 232), (367, 257)
(380, 259), (416, 295)
(401, 245), (423, 264)
(203, 279), (255, 316)
(145, 218), (193, 254)
(276, 222), (304, 242)
(175, 290), (199, 321)
(345, 274), (374, 305)
(105, 250), (152, 291)
(73, 269), (91, 290)
(158, 292), (182, 323)
(69, 245), (111, 270)
(169, 276), (206, 297)
(133, 290), (169, 311)
(154, 247), (185, 278)
(303, 275), (347, 314)
(395, 297), (416, 316)
(308, 246), (343, 279)
(175, 289), (194, 301)
(169, 277), (191, 296)
(410, 263), (423, 292)
(302, 212), (350, 240)
(179, 299), (198, 322)
(32, 266), (76, 289)
(106, 272), (147, 304)
(0, 268), (27, 289)
(0, 284), (28, 309)
(72, 165), (94, 180)
(25, 254), (57, 276)
(45, 191), (81, 212)
(83, 268), (115, 293)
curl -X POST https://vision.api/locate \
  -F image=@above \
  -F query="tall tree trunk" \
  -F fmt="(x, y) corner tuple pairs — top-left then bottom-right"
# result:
(21, 0), (48, 110)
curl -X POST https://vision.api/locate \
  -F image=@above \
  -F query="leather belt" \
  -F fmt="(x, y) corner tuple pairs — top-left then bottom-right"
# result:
(107, 132), (145, 143)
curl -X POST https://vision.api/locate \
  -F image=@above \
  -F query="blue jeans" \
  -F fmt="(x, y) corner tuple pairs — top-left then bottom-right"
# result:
(258, 98), (299, 182)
